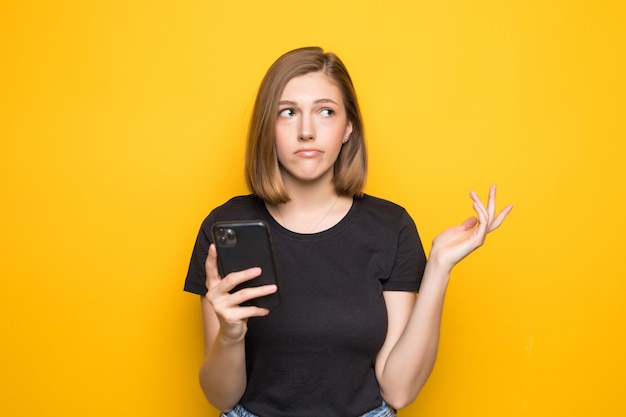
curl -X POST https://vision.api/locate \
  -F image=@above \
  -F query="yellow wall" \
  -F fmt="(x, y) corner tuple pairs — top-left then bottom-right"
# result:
(1, 1), (625, 415)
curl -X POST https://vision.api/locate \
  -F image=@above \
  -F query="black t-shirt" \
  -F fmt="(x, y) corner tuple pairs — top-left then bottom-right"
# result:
(184, 194), (427, 417)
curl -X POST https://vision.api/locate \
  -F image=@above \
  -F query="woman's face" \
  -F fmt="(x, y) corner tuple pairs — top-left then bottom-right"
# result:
(274, 71), (353, 187)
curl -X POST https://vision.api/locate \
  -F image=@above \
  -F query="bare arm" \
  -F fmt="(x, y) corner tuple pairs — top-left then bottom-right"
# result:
(375, 264), (450, 409)
(198, 244), (278, 411)
(376, 185), (513, 409)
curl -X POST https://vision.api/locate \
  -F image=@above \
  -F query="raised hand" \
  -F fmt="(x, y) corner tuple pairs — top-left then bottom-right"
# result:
(429, 185), (513, 271)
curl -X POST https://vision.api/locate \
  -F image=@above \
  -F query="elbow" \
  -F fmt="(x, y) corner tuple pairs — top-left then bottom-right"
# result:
(198, 365), (240, 412)
(380, 376), (428, 410)
(383, 392), (420, 411)
(379, 360), (436, 410)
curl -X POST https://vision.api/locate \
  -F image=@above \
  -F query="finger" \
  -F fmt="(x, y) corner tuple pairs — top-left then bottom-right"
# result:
(223, 305), (271, 322)
(231, 284), (278, 307)
(473, 202), (488, 240)
(470, 190), (489, 219)
(214, 284), (277, 323)
(488, 204), (513, 232)
(472, 199), (488, 223)
(460, 216), (478, 230)
(470, 191), (489, 229)
(221, 267), (263, 293)
(207, 266), (264, 315)
(205, 244), (221, 287)
(487, 185), (497, 222)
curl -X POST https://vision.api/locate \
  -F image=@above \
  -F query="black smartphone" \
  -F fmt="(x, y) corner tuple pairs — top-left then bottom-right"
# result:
(211, 220), (281, 308)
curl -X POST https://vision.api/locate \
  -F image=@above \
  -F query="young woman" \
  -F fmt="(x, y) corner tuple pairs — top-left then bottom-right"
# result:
(184, 47), (512, 417)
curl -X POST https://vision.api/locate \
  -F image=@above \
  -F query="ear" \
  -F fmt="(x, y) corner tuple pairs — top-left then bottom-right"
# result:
(343, 121), (353, 144)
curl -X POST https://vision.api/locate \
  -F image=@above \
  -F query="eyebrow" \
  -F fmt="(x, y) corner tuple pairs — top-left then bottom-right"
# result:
(278, 98), (339, 106)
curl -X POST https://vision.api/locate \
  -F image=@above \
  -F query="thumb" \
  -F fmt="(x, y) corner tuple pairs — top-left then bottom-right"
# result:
(205, 243), (222, 286)
(460, 216), (478, 230)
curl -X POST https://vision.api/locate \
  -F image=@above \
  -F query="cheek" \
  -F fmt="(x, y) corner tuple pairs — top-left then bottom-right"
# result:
(274, 126), (288, 148)
(273, 128), (290, 162)
(274, 121), (294, 139)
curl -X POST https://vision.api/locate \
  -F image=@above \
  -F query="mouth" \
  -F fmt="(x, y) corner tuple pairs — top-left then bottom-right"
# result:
(294, 148), (322, 158)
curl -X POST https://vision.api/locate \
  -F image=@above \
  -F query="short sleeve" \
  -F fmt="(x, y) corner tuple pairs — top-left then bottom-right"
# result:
(382, 210), (427, 292)
(183, 214), (214, 295)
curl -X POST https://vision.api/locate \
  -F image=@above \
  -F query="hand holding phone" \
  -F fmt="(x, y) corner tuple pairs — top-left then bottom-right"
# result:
(211, 220), (281, 308)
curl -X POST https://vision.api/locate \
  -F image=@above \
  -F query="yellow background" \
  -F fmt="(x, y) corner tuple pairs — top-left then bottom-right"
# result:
(1, 1), (625, 415)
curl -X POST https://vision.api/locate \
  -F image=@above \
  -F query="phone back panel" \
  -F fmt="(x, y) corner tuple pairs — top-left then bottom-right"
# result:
(211, 220), (281, 308)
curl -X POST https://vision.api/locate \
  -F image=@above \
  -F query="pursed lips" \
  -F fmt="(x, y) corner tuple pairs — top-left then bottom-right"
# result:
(294, 148), (323, 158)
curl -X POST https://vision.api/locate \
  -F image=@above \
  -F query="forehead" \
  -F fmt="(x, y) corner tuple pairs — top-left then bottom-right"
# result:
(280, 72), (343, 101)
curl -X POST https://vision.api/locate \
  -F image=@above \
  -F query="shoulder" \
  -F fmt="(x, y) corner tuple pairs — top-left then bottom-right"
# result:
(199, 195), (265, 229)
(360, 194), (407, 211)
(358, 194), (414, 224)
(210, 194), (262, 217)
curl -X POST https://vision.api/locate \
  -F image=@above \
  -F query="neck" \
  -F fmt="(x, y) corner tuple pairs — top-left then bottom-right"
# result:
(269, 174), (350, 234)
(280, 170), (337, 208)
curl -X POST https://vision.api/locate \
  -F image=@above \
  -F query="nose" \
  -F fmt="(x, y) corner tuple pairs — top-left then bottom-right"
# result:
(298, 114), (314, 141)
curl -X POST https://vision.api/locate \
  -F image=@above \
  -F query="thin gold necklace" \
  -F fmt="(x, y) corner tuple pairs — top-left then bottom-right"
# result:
(276, 196), (339, 233)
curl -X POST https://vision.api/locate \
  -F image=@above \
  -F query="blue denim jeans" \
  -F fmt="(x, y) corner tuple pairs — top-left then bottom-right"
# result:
(220, 401), (396, 417)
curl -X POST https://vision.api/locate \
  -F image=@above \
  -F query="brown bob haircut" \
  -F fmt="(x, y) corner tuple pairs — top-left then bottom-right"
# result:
(245, 47), (367, 205)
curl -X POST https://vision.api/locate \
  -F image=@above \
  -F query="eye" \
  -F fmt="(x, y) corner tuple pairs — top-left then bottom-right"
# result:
(279, 108), (295, 118)
(320, 108), (335, 118)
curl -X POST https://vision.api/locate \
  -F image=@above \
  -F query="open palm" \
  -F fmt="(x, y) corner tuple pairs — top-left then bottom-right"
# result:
(430, 185), (513, 270)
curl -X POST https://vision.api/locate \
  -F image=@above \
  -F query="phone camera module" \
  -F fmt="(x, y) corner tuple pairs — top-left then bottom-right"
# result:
(216, 228), (237, 246)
